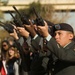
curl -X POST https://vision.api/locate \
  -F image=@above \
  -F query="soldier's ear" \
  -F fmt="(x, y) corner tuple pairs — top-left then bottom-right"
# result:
(69, 33), (74, 40)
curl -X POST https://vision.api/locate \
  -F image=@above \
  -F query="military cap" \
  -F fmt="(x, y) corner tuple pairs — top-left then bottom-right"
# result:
(52, 23), (74, 34)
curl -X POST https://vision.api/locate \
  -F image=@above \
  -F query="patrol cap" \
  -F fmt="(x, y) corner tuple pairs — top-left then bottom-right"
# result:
(52, 23), (74, 34)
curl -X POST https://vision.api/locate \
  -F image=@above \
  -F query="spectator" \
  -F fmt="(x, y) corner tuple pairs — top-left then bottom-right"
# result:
(1, 40), (10, 60)
(6, 45), (20, 75)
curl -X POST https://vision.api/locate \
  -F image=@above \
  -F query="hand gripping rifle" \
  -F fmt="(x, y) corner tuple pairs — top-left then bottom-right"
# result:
(32, 7), (44, 26)
(8, 10), (22, 27)
(12, 6), (31, 25)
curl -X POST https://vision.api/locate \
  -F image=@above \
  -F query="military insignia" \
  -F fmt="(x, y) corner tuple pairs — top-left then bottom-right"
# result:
(57, 44), (60, 48)
(55, 24), (61, 30)
(73, 48), (75, 51)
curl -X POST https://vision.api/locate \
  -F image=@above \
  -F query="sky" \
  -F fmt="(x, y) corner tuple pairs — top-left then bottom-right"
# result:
(65, 12), (75, 29)
(55, 12), (75, 31)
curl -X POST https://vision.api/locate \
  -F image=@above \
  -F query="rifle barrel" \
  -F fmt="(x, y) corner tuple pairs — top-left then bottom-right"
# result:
(8, 10), (16, 20)
(13, 6), (21, 16)
(33, 7), (39, 18)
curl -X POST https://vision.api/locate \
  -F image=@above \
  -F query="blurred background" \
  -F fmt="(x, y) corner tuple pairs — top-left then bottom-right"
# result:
(0, 0), (75, 40)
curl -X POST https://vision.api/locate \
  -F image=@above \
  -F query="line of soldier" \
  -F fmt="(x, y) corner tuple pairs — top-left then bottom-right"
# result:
(0, 13), (75, 75)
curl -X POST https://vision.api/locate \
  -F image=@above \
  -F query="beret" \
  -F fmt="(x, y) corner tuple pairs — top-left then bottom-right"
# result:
(52, 23), (74, 34)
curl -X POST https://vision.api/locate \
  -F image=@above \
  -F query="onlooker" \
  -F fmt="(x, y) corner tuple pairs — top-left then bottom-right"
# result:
(1, 40), (10, 60)
(7, 36), (15, 45)
(0, 60), (6, 75)
(6, 45), (20, 75)
(0, 40), (10, 75)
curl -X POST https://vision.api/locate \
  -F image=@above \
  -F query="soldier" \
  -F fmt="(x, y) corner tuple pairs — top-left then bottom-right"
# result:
(37, 21), (75, 75)
(9, 20), (54, 75)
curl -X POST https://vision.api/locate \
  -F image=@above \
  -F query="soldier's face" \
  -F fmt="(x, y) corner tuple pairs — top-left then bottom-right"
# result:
(54, 30), (74, 47)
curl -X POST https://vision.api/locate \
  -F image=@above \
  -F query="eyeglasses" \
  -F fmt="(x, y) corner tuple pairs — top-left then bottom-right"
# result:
(2, 45), (7, 47)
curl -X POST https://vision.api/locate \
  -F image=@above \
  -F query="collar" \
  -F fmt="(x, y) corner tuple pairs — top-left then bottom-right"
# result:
(63, 41), (72, 48)
(64, 41), (75, 49)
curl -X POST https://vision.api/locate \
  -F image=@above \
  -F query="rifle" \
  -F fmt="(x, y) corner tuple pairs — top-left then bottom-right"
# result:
(0, 21), (14, 33)
(12, 6), (30, 25)
(0, 21), (21, 38)
(8, 10), (22, 27)
(32, 7), (44, 26)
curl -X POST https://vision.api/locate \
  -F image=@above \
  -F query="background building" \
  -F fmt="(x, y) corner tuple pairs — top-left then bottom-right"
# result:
(0, 0), (75, 30)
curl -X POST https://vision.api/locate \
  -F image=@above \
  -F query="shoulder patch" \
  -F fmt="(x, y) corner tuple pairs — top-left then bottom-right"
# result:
(73, 48), (75, 51)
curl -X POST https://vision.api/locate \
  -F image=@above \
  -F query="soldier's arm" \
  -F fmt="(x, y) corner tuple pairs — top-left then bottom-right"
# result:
(47, 37), (75, 62)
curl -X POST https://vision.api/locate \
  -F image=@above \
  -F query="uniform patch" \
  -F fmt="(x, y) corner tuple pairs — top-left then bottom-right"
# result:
(73, 48), (75, 51)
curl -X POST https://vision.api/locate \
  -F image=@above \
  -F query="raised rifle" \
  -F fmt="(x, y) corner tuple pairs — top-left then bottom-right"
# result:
(0, 21), (21, 38)
(32, 7), (44, 26)
(12, 6), (30, 25)
(0, 21), (14, 33)
(8, 10), (22, 27)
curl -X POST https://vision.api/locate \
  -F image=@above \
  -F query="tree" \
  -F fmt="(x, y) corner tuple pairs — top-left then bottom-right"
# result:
(15, 0), (70, 24)
(0, 9), (6, 40)
(0, 10), (4, 21)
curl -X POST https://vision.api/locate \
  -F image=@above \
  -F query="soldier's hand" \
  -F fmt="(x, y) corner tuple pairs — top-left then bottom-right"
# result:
(23, 20), (37, 37)
(17, 27), (29, 39)
(37, 21), (50, 38)
(9, 29), (19, 40)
